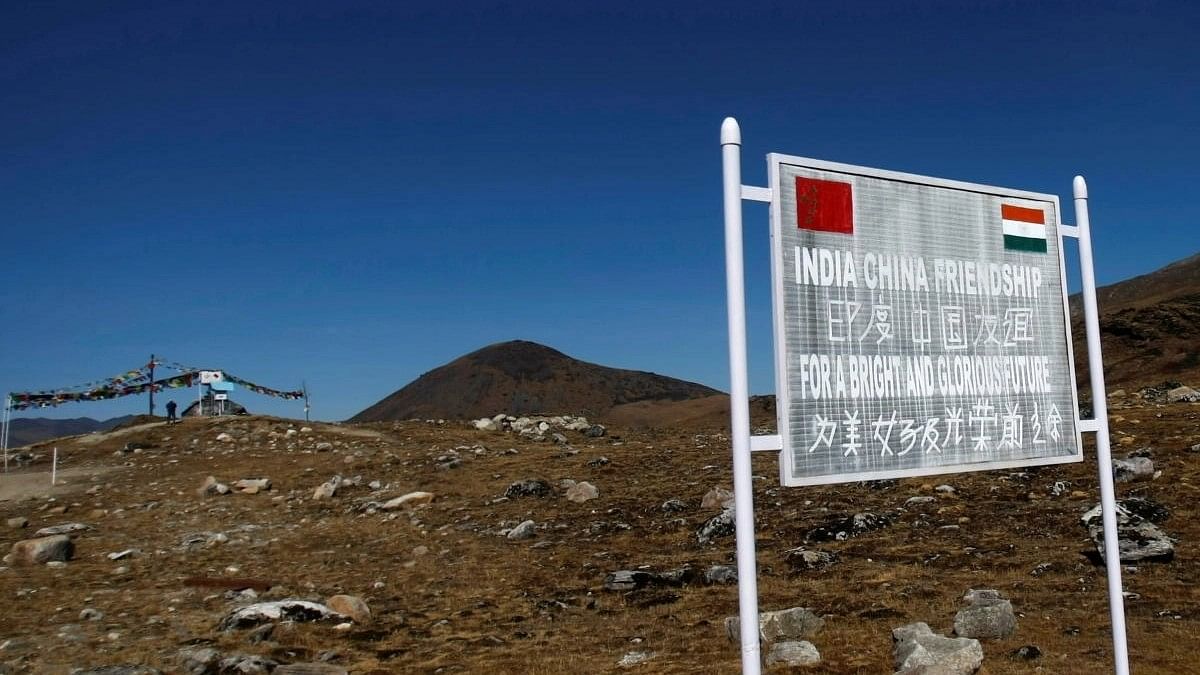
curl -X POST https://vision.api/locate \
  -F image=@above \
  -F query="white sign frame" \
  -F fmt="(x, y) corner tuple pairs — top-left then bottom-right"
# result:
(720, 117), (1128, 675)
(766, 153), (1085, 487)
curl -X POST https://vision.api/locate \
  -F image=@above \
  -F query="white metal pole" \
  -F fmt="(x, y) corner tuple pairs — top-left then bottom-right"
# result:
(1074, 175), (1130, 675)
(721, 117), (762, 674)
(2, 396), (9, 474)
(51, 447), (57, 486)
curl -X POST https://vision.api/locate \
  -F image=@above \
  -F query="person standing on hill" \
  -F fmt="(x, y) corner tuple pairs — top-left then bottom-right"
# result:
(166, 400), (178, 424)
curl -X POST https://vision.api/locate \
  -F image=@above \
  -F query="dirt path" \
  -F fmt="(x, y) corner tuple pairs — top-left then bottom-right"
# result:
(0, 466), (119, 502)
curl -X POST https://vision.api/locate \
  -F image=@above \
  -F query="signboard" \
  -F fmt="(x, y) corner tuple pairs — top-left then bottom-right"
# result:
(199, 370), (224, 384)
(768, 154), (1082, 486)
(213, 393), (228, 401)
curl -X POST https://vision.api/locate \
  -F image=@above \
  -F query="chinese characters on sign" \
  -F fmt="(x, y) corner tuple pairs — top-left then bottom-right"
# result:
(771, 159), (1082, 486)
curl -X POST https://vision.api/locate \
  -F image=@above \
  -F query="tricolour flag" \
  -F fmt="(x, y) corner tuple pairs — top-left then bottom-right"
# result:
(796, 177), (853, 234)
(1001, 204), (1047, 253)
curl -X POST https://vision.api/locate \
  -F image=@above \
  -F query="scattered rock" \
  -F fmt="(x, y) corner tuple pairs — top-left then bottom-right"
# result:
(587, 456), (610, 467)
(954, 589), (1017, 639)
(704, 565), (737, 585)
(605, 570), (655, 591)
(472, 417), (499, 431)
(312, 475), (341, 501)
(604, 568), (695, 591)
(584, 424), (607, 438)
(198, 476), (231, 496)
(234, 478), (272, 494)
(784, 547), (838, 571)
(1011, 644), (1042, 660)
(504, 480), (551, 499)
(617, 651), (654, 667)
(506, 520), (537, 541)
(325, 595), (371, 623)
(725, 607), (824, 645)
(1167, 386), (1200, 403)
(1112, 457), (1154, 483)
(33, 522), (90, 536)
(216, 432), (234, 442)
(1082, 500), (1175, 563)
(274, 665), (348, 675)
(315, 442), (334, 452)
(381, 491), (435, 510)
(701, 487), (734, 510)
(660, 498), (687, 513)
(5, 535), (74, 565)
(72, 662), (166, 667)
(107, 549), (138, 561)
(219, 654), (278, 673)
(80, 608), (104, 621)
(246, 623), (275, 644)
(766, 640), (821, 667)
(805, 512), (893, 542)
(892, 622), (983, 675)
(177, 646), (221, 674)
(565, 481), (599, 503)
(696, 507), (736, 544)
(180, 531), (228, 548)
(6, 517), (28, 529)
(218, 600), (347, 631)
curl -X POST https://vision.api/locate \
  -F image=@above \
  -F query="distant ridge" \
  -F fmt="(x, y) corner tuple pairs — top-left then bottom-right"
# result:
(1070, 250), (1200, 389)
(5, 415), (138, 447)
(349, 340), (721, 422)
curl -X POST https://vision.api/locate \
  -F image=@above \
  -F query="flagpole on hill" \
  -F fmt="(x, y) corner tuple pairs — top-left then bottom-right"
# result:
(148, 354), (156, 416)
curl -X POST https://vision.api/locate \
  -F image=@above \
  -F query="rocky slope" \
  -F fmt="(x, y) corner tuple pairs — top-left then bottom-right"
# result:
(1071, 251), (1200, 390)
(1, 402), (1198, 673)
(350, 340), (720, 422)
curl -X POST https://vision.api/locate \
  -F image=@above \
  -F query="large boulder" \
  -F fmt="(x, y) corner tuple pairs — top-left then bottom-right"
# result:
(893, 622), (983, 675)
(954, 589), (1017, 639)
(1082, 499), (1175, 563)
(326, 594), (371, 623)
(565, 481), (599, 503)
(766, 640), (821, 667)
(1112, 457), (1154, 483)
(1167, 386), (1200, 403)
(805, 511), (894, 542)
(697, 507), (736, 544)
(504, 479), (551, 498)
(5, 535), (74, 565)
(725, 607), (824, 645)
(217, 600), (346, 631)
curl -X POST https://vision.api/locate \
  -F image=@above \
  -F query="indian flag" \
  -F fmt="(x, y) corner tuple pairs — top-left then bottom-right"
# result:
(1001, 204), (1047, 253)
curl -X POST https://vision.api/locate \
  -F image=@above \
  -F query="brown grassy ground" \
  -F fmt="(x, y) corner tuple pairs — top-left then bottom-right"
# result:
(0, 399), (1198, 673)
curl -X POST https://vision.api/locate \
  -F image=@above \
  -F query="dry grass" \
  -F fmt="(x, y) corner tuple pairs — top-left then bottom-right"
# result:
(0, 400), (1198, 673)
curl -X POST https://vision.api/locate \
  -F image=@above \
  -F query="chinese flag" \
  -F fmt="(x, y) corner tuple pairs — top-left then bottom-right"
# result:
(795, 177), (853, 234)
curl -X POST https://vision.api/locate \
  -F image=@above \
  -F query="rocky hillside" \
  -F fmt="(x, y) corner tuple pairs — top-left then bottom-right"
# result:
(1071, 251), (1200, 389)
(2, 401), (1200, 673)
(350, 340), (720, 422)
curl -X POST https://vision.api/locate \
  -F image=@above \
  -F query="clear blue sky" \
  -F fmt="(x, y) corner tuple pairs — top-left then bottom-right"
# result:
(3, 1), (1197, 422)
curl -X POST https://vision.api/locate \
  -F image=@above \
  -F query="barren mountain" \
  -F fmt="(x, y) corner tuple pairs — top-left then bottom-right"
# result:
(1071, 251), (1200, 389)
(350, 340), (721, 423)
(3, 415), (136, 447)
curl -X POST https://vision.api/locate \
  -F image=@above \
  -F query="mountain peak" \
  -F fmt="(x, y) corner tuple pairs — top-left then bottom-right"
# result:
(350, 341), (719, 422)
